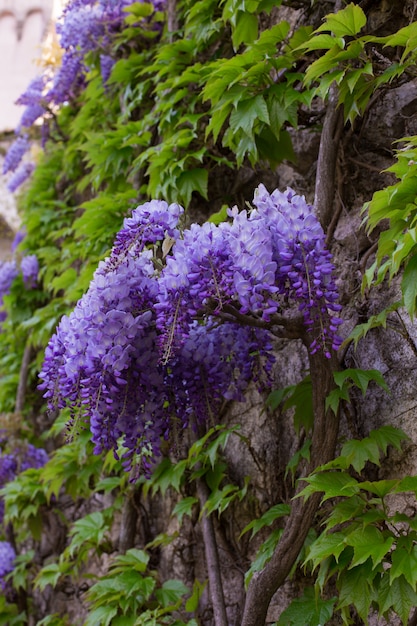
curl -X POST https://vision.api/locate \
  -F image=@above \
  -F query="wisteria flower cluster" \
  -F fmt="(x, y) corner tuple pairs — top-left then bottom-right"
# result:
(0, 541), (15, 591)
(0, 234), (40, 326)
(39, 187), (343, 475)
(3, 0), (166, 192)
(0, 262), (19, 324)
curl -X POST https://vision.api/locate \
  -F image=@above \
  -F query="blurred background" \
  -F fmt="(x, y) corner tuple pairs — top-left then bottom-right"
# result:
(0, 0), (61, 250)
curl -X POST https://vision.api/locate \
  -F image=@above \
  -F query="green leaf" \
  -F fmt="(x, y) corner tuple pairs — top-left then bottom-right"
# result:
(402, 254), (417, 317)
(50, 268), (78, 295)
(306, 532), (348, 569)
(256, 128), (295, 166)
(324, 495), (367, 531)
(208, 205), (229, 225)
(391, 545), (417, 587)
(338, 562), (373, 621)
(84, 606), (118, 626)
(283, 376), (314, 434)
(241, 503), (291, 538)
(232, 11), (258, 50)
(379, 574), (417, 625)
(229, 96), (270, 136)
(345, 526), (394, 569)
(316, 3), (367, 37)
(177, 168), (208, 205)
(334, 368), (389, 396)
(339, 437), (381, 472)
(369, 425), (408, 455)
(35, 562), (70, 592)
(245, 528), (282, 586)
(277, 587), (336, 626)
(172, 497), (199, 523)
(185, 579), (206, 613)
(155, 579), (189, 608)
(298, 471), (359, 502)
(297, 33), (345, 51)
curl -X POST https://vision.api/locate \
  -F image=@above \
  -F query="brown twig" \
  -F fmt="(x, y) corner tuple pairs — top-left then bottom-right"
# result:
(314, 83), (344, 230)
(118, 488), (139, 551)
(241, 338), (340, 626)
(197, 477), (228, 626)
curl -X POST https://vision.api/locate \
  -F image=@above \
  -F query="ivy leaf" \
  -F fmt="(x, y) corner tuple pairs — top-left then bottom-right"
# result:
(379, 574), (417, 625)
(345, 526), (394, 569)
(338, 562), (373, 622)
(177, 168), (208, 205)
(390, 545), (417, 587)
(306, 531), (347, 568)
(298, 471), (359, 502)
(155, 579), (189, 608)
(172, 497), (199, 524)
(277, 587), (336, 626)
(402, 254), (417, 317)
(241, 503), (291, 538)
(232, 11), (258, 50)
(229, 96), (270, 136)
(316, 3), (367, 37)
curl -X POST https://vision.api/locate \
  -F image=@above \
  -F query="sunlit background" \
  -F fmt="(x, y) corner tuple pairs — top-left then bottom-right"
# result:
(0, 0), (64, 244)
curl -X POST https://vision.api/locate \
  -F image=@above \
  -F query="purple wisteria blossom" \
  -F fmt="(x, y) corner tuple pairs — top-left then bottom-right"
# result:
(2, 136), (30, 175)
(11, 230), (26, 253)
(39, 199), (175, 474)
(15, 75), (47, 132)
(21, 254), (39, 288)
(7, 163), (35, 193)
(251, 185), (343, 355)
(39, 188), (342, 476)
(0, 261), (19, 324)
(0, 541), (15, 590)
(169, 321), (274, 429)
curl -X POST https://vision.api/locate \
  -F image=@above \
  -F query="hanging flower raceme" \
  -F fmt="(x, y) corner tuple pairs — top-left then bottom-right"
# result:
(250, 185), (343, 356)
(39, 188), (342, 476)
(0, 261), (19, 324)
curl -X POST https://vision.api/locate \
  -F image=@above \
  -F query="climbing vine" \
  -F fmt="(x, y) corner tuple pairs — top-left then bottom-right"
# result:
(1, 1), (417, 625)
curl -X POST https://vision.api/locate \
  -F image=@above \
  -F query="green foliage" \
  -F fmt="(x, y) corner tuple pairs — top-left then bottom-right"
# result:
(298, 426), (416, 625)
(326, 367), (389, 415)
(84, 548), (193, 625)
(363, 136), (417, 317)
(266, 375), (314, 434)
(299, 4), (417, 124)
(3, 1), (417, 624)
(275, 587), (336, 626)
(0, 597), (26, 626)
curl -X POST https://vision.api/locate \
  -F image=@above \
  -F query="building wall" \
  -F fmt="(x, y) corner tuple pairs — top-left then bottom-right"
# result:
(0, 0), (54, 132)
(0, 0), (57, 242)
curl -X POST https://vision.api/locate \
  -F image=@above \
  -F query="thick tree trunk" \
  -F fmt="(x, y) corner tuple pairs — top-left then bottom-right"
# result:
(241, 346), (340, 626)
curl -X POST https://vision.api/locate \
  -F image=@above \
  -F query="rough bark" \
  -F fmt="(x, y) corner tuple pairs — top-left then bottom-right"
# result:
(241, 344), (340, 626)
